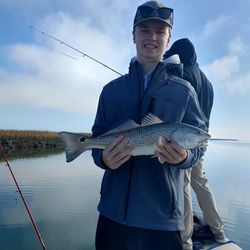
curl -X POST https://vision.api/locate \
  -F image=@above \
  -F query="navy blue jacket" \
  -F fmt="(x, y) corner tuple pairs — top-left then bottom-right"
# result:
(164, 38), (214, 129)
(91, 58), (206, 231)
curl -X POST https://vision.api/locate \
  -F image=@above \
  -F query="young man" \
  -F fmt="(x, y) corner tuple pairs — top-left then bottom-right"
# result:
(164, 38), (229, 250)
(92, 2), (206, 249)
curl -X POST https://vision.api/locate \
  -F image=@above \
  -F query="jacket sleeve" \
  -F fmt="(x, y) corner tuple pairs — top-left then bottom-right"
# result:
(91, 90), (109, 170)
(170, 87), (207, 169)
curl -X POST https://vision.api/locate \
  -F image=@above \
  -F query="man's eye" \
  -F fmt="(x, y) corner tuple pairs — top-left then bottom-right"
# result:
(157, 31), (166, 35)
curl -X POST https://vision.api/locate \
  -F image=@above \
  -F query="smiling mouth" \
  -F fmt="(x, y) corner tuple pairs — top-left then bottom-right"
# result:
(144, 44), (157, 49)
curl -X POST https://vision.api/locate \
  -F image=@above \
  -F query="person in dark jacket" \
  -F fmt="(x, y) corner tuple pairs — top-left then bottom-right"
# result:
(92, 2), (206, 250)
(164, 38), (229, 249)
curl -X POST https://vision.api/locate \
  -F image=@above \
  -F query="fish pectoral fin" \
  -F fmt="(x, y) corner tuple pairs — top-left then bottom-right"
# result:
(158, 157), (165, 164)
(151, 154), (165, 164)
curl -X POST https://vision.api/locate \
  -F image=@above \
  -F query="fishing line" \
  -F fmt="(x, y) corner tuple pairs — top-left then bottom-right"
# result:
(0, 145), (47, 250)
(29, 26), (122, 76)
(47, 47), (78, 60)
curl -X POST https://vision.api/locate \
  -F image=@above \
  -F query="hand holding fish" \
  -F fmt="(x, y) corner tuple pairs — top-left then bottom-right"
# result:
(102, 135), (134, 170)
(155, 136), (187, 165)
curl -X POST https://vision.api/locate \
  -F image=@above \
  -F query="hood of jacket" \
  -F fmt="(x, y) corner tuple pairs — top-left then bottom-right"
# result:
(163, 38), (197, 66)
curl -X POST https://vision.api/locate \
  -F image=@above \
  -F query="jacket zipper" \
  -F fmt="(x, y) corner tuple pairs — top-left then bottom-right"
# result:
(123, 63), (166, 223)
(123, 66), (143, 224)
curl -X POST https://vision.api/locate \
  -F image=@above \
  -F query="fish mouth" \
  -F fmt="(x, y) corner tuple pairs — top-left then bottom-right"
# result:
(198, 138), (209, 146)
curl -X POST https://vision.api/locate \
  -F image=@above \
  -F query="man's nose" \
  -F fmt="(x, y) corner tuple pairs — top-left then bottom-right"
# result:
(147, 31), (157, 39)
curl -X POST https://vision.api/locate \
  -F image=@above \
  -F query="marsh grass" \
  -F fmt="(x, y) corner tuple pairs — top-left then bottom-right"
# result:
(0, 130), (59, 139)
(0, 130), (63, 161)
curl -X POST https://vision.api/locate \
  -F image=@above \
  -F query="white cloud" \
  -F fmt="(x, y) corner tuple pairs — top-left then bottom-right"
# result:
(202, 37), (250, 95)
(200, 14), (234, 39)
(202, 55), (239, 83)
(228, 73), (250, 95)
(229, 37), (247, 55)
(36, 11), (132, 71)
(0, 10), (134, 115)
(71, 0), (135, 35)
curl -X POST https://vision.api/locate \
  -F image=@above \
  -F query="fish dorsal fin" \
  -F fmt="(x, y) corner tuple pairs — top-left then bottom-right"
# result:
(141, 113), (164, 126)
(102, 120), (140, 135)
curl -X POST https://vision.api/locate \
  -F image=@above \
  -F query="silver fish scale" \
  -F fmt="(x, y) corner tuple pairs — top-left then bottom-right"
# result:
(87, 123), (178, 155)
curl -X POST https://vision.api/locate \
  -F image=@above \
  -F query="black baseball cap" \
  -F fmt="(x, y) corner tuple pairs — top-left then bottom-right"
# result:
(133, 1), (174, 28)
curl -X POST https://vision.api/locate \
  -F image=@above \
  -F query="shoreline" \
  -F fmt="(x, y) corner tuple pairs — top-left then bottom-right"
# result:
(0, 130), (63, 160)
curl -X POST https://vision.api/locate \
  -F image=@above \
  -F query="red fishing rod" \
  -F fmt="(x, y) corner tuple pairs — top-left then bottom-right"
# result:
(0, 145), (47, 250)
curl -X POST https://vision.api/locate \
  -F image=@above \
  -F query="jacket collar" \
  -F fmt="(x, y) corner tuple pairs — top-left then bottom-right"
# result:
(128, 55), (183, 78)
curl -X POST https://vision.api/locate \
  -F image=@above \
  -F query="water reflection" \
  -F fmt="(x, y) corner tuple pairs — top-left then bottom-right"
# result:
(0, 147), (63, 162)
(0, 145), (250, 249)
(193, 142), (250, 249)
(0, 152), (103, 250)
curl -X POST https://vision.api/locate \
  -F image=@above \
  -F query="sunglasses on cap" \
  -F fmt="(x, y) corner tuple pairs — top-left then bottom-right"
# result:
(136, 5), (174, 26)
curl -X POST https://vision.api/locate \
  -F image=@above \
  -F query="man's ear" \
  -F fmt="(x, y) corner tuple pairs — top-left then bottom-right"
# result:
(166, 28), (172, 47)
(132, 29), (136, 44)
(167, 37), (171, 46)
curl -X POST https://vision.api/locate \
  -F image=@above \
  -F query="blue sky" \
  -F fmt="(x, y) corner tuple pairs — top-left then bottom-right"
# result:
(0, 0), (250, 140)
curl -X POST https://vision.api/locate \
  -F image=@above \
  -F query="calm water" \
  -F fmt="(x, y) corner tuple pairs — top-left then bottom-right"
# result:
(0, 143), (250, 250)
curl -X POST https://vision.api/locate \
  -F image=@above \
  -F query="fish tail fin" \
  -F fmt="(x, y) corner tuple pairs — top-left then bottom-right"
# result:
(58, 132), (92, 162)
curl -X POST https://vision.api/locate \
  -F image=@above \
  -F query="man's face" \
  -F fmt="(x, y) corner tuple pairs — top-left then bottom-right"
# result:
(133, 20), (171, 64)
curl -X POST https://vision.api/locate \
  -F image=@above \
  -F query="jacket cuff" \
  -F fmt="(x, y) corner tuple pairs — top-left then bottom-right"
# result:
(92, 149), (109, 170)
(169, 149), (193, 169)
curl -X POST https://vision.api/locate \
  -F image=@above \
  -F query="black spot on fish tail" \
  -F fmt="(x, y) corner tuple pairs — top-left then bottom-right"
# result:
(80, 137), (86, 142)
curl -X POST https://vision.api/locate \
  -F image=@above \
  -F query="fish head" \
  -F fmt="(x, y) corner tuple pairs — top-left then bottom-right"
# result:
(170, 125), (210, 149)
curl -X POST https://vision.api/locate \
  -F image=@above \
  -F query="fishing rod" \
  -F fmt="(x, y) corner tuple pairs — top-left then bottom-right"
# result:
(29, 26), (122, 76)
(0, 145), (47, 250)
